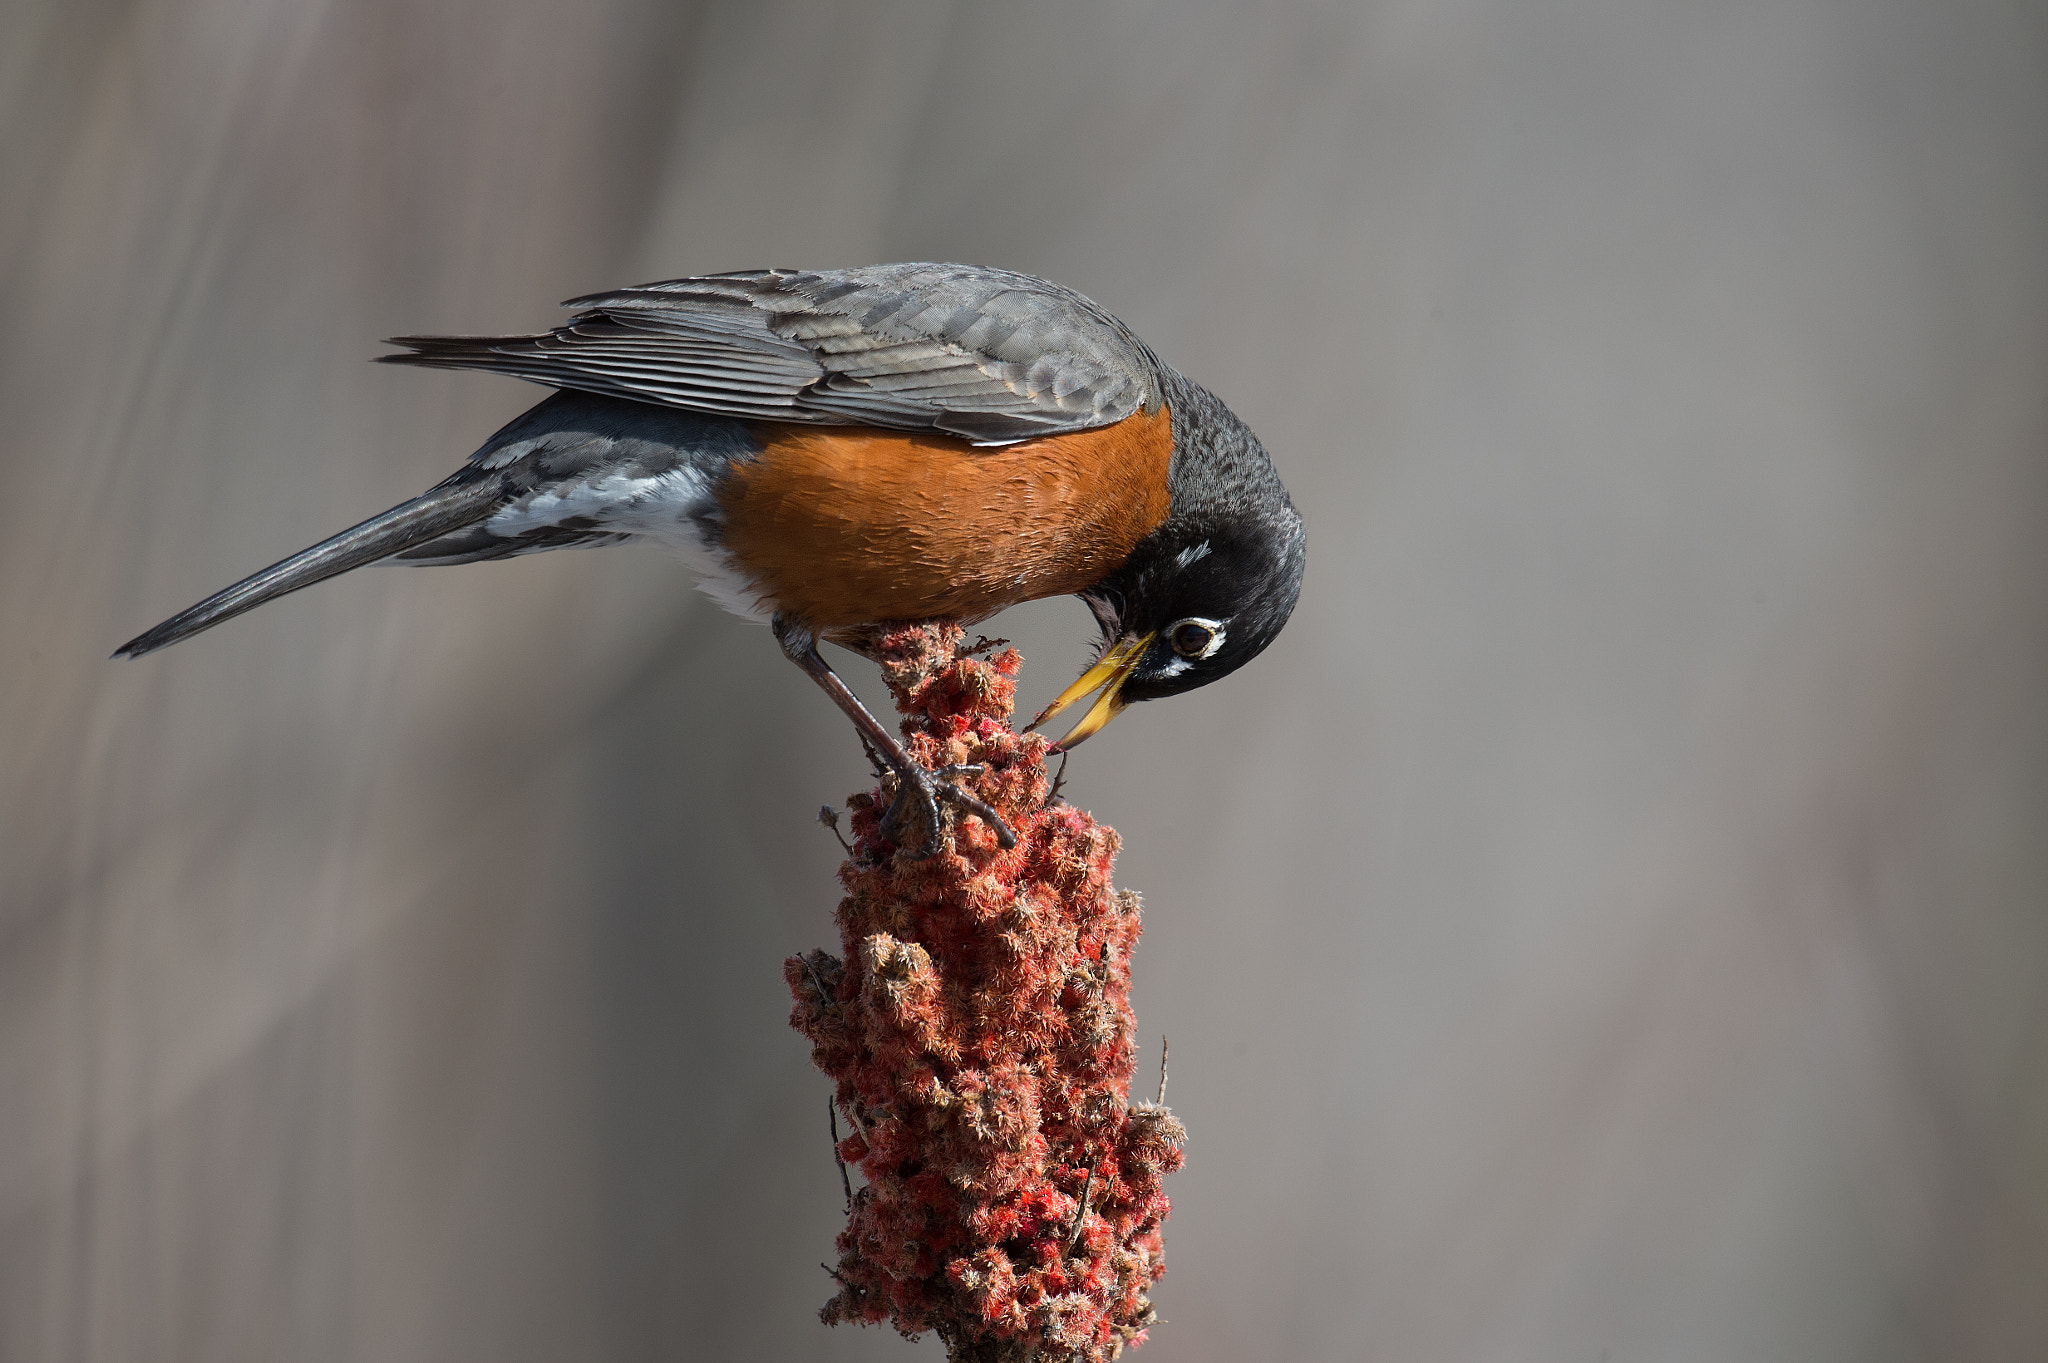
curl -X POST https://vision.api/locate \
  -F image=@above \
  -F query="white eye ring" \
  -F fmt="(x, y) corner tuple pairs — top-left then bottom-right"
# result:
(1167, 617), (1226, 659)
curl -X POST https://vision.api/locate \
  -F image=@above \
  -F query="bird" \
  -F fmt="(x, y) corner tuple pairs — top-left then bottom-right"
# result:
(114, 264), (1306, 854)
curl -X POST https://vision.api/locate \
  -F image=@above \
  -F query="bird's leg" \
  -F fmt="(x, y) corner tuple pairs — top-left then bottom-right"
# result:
(773, 616), (1017, 857)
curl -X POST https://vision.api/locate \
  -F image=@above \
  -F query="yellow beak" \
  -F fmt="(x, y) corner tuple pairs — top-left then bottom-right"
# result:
(1025, 632), (1155, 751)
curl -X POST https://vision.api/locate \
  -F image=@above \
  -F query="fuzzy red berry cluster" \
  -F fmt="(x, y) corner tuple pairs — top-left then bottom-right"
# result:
(786, 623), (1185, 1363)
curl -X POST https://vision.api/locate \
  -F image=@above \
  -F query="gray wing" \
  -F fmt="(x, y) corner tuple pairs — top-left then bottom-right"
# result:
(378, 264), (1161, 445)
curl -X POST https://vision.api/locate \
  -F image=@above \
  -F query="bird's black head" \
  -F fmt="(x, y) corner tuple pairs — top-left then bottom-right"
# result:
(1110, 511), (1308, 701)
(1028, 503), (1306, 747)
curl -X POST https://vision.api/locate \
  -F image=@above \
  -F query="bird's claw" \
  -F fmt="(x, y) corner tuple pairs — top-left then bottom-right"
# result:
(878, 762), (1019, 858)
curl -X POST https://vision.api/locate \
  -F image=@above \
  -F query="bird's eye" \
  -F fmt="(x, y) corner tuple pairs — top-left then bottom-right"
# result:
(1170, 620), (1217, 658)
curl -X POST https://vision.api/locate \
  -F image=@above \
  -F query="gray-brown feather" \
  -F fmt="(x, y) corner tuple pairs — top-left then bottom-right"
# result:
(380, 264), (1161, 446)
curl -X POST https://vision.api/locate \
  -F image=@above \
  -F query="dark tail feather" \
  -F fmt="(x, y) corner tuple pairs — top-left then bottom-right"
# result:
(113, 474), (505, 659)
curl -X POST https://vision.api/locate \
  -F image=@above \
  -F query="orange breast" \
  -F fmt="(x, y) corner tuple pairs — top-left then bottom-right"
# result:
(717, 406), (1175, 630)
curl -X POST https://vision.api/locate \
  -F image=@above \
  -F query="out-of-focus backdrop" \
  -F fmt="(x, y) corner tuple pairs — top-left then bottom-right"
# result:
(6, 1), (2046, 1359)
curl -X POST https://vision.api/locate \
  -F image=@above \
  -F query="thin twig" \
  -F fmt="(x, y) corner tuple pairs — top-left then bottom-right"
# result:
(1065, 1167), (1094, 1257)
(1157, 1034), (1169, 1105)
(1043, 749), (1071, 808)
(799, 953), (834, 1003)
(833, 1087), (869, 1137)
(829, 1093), (852, 1208)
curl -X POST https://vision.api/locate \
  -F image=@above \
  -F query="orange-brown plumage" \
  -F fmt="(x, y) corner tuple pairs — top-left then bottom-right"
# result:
(718, 405), (1175, 630)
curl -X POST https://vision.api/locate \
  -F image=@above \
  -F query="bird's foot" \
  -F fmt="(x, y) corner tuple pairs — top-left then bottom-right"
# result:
(878, 762), (1019, 858)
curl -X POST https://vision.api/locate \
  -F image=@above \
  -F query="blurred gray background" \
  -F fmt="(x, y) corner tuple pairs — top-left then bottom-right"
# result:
(5, 1), (2046, 1359)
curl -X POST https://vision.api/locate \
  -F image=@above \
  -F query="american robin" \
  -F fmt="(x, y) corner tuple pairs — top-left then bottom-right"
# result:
(115, 264), (1306, 853)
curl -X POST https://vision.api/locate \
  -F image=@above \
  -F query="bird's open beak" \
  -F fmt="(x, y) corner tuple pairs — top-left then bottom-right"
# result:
(1025, 631), (1155, 751)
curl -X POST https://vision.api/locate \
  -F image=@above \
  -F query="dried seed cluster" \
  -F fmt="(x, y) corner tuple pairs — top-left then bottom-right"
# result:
(787, 623), (1185, 1362)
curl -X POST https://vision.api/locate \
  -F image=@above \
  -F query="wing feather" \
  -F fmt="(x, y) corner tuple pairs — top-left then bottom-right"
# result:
(379, 264), (1160, 445)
